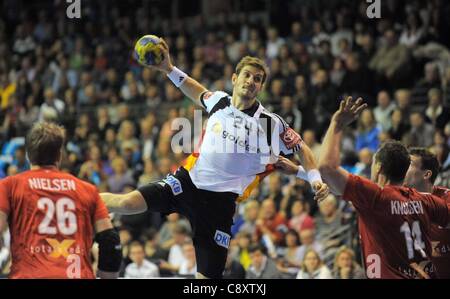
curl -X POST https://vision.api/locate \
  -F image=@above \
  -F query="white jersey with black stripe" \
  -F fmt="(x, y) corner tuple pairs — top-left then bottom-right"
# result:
(188, 91), (303, 195)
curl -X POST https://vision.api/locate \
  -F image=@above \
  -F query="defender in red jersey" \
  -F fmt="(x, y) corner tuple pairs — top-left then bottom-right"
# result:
(314, 97), (448, 278)
(404, 148), (450, 278)
(0, 122), (121, 278)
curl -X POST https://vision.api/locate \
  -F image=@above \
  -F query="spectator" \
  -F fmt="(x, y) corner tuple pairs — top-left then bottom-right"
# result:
(388, 109), (410, 141)
(296, 249), (332, 279)
(369, 29), (411, 89)
(315, 195), (352, 267)
(373, 90), (396, 132)
(236, 200), (260, 236)
(288, 200), (315, 234)
(332, 246), (366, 279)
(339, 52), (374, 104)
(255, 199), (288, 248)
(107, 157), (135, 193)
(38, 87), (65, 122)
(177, 242), (197, 277)
(355, 109), (381, 152)
(278, 96), (302, 133)
(297, 228), (324, 263)
(406, 112), (435, 147)
(425, 88), (450, 130)
(124, 241), (160, 278)
(354, 148), (373, 178)
(223, 250), (246, 279)
(302, 130), (321, 162)
(413, 63), (442, 103)
(266, 27), (285, 60)
(158, 213), (192, 250)
(246, 243), (282, 279)
(276, 229), (302, 278)
(394, 89), (412, 125)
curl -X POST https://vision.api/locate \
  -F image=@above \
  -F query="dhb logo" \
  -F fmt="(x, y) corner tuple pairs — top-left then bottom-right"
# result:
(366, 0), (381, 19)
(66, 0), (81, 19)
(163, 175), (183, 195)
(214, 230), (230, 249)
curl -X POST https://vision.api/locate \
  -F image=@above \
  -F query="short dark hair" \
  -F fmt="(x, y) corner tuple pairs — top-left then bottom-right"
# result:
(409, 147), (440, 183)
(248, 243), (267, 255)
(25, 122), (66, 166)
(375, 141), (410, 183)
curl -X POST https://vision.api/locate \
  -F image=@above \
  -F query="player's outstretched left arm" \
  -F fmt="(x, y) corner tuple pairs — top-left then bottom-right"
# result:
(319, 97), (367, 195)
(100, 191), (148, 215)
(148, 38), (208, 107)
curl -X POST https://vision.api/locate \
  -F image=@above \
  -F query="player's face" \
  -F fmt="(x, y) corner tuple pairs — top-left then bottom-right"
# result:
(232, 66), (264, 101)
(404, 155), (426, 188)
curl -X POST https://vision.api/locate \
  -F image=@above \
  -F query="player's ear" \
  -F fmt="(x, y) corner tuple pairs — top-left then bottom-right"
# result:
(231, 73), (238, 85)
(423, 170), (432, 181)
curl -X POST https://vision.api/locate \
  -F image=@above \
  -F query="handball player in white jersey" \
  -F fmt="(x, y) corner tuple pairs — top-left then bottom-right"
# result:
(101, 39), (328, 278)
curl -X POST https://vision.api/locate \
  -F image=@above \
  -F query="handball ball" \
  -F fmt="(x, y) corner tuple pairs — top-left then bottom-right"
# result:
(133, 35), (163, 66)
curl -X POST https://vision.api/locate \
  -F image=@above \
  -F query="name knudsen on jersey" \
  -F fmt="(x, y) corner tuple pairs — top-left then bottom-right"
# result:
(170, 112), (284, 155)
(390, 201), (424, 215)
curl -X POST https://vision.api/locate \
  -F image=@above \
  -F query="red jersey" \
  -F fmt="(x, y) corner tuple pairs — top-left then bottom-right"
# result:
(431, 186), (450, 278)
(0, 168), (110, 279)
(343, 174), (449, 279)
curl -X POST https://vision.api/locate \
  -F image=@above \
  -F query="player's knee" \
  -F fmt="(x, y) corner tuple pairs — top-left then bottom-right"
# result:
(95, 228), (122, 273)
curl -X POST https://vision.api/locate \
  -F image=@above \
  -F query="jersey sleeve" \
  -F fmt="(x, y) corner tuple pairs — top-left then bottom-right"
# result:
(428, 194), (449, 228)
(199, 90), (229, 114)
(272, 114), (303, 156)
(343, 174), (381, 211)
(0, 177), (11, 215)
(92, 187), (110, 222)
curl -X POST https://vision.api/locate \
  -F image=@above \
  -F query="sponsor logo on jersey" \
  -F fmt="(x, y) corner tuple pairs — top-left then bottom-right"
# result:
(163, 175), (183, 195)
(214, 230), (230, 248)
(280, 127), (302, 149)
(212, 122), (222, 134)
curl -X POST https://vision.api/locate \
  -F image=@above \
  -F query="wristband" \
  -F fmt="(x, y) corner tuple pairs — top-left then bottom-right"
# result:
(296, 166), (308, 180)
(167, 66), (187, 87)
(307, 169), (323, 184)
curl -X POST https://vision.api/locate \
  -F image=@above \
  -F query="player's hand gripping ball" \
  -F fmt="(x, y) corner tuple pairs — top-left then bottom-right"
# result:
(133, 35), (164, 66)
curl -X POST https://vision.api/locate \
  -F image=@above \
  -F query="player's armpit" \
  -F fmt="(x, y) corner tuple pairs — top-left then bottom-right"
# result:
(100, 191), (148, 215)
(0, 211), (7, 233)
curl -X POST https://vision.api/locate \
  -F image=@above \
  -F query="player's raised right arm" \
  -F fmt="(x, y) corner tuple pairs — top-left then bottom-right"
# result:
(150, 39), (208, 107)
(100, 191), (148, 215)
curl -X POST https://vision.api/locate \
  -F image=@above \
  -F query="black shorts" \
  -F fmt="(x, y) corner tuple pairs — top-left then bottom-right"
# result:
(137, 167), (237, 278)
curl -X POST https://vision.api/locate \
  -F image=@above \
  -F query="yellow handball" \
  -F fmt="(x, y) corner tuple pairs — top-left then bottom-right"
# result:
(133, 35), (163, 66)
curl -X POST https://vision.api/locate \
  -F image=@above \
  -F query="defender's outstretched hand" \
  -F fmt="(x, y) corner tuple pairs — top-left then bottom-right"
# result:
(311, 181), (330, 202)
(332, 96), (367, 129)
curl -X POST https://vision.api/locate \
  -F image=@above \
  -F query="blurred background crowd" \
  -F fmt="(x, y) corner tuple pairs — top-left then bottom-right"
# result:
(1, 0), (449, 278)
